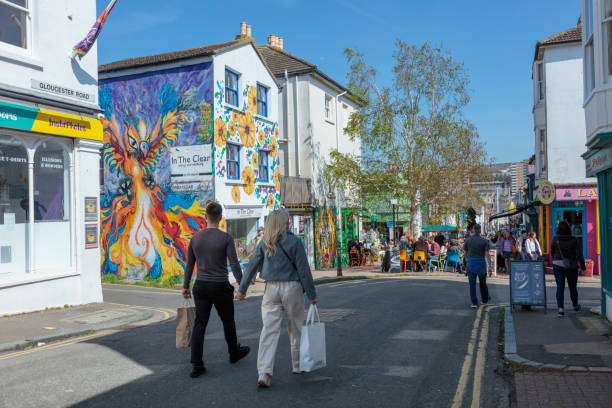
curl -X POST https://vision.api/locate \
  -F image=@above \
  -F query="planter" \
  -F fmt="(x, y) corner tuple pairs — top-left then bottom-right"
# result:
(584, 260), (594, 277)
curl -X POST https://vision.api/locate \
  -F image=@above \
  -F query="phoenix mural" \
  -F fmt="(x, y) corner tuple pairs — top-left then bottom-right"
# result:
(99, 64), (213, 280)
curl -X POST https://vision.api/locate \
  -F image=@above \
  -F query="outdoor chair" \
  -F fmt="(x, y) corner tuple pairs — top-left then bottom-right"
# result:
(349, 250), (360, 267)
(412, 250), (426, 272)
(444, 252), (460, 273)
(399, 250), (408, 273)
(429, 254), (445, 273)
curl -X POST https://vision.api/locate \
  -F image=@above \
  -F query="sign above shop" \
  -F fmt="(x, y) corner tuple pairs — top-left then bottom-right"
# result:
(31, 80), (97, 103)
(225, 207), (263, 219)
(170, 145), (212, 176)
(555, 186), (598, 201)
(535, 181), (555, 205)
(585, 145), (612, 177)
(0, 100), (102, 141)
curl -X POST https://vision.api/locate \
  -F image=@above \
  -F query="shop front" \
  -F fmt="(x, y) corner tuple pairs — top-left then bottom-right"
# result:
(537, 182), (600, 275)
(224, 206), (264, 272)
(584, 140), (612, 321)
(287, 208), (314, 268)
(0, 99), (103, 314)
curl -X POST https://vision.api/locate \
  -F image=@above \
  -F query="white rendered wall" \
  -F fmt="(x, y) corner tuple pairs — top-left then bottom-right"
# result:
(212, 44), (280, 223)
(0, 0), (98, 108)
(543, 44), (592, 184)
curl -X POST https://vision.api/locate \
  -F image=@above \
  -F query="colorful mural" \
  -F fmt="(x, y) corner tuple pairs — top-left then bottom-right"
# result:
(213, 80), (281, 210)
(315, 203), (337, 269)
(99, 63), (213, 280)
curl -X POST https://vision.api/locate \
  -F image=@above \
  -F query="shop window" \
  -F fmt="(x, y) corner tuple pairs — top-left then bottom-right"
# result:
(0, 0), (29, 49)
(34, 140), (72, 269)
(226, 218), (257, 263)
(0, 135), (29, 275)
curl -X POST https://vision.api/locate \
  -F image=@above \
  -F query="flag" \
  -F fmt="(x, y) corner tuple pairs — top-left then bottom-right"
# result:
(72, 0), (117, 60)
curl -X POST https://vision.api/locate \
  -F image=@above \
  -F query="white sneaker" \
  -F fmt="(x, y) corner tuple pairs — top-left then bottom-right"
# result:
(471, 304), (478, 309)
(258, 373), (271, 388)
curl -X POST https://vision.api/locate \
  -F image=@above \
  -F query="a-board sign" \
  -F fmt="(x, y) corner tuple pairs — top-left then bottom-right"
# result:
(510, 261), (546, 309)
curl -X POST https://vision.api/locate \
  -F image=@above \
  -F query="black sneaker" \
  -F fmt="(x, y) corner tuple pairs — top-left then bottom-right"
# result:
(557, 311), (565, 318)
(230, 345), (250, 364)
(573, 305), (581, 312)
(190, 365), (206, 378)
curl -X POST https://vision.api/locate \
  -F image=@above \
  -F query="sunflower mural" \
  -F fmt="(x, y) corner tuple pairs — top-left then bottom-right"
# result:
(315, 203), (337, 269)
(99, 62), (214, 280)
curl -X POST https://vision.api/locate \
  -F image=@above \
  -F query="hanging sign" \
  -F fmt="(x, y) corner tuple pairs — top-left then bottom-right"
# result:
(535, 181), (555, 205)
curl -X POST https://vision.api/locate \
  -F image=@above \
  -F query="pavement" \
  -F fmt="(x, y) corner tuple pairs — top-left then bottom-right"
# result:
(0, 278), (512, 408)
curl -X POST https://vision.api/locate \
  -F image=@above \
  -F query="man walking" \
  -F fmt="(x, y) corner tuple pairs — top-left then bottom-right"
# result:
(182, 202), (250, 378)
(463, 224), (491, 308)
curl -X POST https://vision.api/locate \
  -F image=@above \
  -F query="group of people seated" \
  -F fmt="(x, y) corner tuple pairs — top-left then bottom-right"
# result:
(348, 239), (375, 266)
(396, 232), (465, 272)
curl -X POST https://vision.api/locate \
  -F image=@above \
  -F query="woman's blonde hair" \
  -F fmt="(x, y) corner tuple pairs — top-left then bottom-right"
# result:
(262, 208), (289, 257)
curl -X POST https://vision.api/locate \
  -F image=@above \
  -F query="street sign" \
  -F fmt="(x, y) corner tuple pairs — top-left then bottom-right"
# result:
(386, 220), (394, 227)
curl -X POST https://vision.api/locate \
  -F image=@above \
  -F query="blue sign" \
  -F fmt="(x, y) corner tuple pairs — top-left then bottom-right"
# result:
(386, 220), (394, 227)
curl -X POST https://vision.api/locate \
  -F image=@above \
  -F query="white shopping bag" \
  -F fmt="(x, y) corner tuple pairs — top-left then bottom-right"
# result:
(299, 304), (326, 372)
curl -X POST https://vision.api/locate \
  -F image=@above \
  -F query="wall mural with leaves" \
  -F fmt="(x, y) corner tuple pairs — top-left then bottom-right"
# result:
(314, 203), (337, 269)
(99, 63), (213, 281)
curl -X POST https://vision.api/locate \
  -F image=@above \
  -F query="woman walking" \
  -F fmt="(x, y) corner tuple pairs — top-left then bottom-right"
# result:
(525, 232), (542, 260)
(236, 209), (317, 388)
(550, 221), (585, 317)
(499, 231), (516, 273)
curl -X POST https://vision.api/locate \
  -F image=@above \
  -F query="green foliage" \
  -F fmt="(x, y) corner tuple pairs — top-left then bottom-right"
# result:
(327, 41), (489, 233)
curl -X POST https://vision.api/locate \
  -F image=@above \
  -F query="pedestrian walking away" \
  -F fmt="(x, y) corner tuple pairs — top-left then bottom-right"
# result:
(236, 208), (317, 388)
(550, 221), (586, 317)
(463, 224), (491, 308)
(182, 202), (250, 378)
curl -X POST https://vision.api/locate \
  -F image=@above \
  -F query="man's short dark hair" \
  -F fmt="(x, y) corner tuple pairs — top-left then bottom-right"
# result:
(473, 224), (482, 234)
(206, 202), (223, 223)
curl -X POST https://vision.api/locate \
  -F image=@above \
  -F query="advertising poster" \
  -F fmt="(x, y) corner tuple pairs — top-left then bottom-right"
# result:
(85, 224), (98, 249)
(84, 197), (97, 222)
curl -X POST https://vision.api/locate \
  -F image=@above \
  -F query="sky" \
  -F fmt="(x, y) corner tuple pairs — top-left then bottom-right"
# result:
(95, 0), (582, 164)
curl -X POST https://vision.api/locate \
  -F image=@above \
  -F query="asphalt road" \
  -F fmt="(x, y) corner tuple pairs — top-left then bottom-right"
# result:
(0, 278), (601, 408)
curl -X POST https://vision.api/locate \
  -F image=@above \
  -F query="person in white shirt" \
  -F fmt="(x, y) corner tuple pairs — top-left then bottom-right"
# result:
(525, 232), (542, 260)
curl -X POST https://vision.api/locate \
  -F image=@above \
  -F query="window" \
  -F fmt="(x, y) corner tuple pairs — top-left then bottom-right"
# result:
(0, 135), (28, 274)
(324, 94), (333, 120)
(0, 0), (28, 49)
(227, 143), (240, 180)
(258, 149), (269, 182)
(584, 0), (596, 94)
(225, 69), (239, 107)
(603, 0), (612, 78)
(538, 129), (547, 174)
(257, 84), (268, 117)
(536, 63), (545, 101)
(34, 140), (71, 269)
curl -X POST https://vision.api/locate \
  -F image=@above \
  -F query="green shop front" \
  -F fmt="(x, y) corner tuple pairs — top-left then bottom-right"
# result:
(584, 133), (612, 322)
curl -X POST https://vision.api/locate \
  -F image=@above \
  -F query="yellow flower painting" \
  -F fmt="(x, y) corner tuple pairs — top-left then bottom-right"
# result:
(214, 118), (227, 147)
(238, 112), (256, 148)
(242, 166), (255, 195)
(231, 185), (241, 203)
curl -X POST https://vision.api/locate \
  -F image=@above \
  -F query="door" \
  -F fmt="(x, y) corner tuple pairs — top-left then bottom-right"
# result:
(552, 202), (587, 259)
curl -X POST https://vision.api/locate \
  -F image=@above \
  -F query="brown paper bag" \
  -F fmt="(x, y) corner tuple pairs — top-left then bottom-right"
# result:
(176, 306), (196, 348)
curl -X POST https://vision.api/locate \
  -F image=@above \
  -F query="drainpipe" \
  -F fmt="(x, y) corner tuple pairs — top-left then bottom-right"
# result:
(294, 74), (301, 177)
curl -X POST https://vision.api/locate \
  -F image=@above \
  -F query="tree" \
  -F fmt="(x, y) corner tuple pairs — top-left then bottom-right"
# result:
(326, 41), (489, 234)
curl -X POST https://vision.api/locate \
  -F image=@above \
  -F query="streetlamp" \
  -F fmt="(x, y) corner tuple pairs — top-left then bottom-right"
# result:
(327, 191), (343, 277)
(390, 199), (398, 243)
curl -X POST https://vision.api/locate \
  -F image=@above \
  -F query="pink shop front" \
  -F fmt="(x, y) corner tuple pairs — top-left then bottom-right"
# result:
(543, 185), (600, 275)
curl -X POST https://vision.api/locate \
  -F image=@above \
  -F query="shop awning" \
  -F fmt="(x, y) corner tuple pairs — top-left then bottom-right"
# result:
(488, 202), (539, 221)
(421, 225), (458, 232)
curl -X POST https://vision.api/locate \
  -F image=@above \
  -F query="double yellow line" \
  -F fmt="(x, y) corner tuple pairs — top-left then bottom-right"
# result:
(451, 305), (493, 408)
(0, 304), (176, 361)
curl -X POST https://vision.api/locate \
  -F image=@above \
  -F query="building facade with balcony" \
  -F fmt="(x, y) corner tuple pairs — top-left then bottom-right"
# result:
(581, 0), (612, 321)
(98, 24), (280, 282)
(0, 0), (104, 314)
(258, 35), (362, 269)
(532, 23), (600, 275)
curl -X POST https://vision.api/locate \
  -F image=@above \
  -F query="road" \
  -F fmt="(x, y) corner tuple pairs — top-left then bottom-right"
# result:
(0, 278), (601, 408)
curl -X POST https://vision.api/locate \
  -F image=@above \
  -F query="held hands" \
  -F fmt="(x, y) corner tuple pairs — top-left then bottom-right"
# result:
(182, 289), (192, 299)
(310, 299), (317, 305)
(235, 292), (246, 301)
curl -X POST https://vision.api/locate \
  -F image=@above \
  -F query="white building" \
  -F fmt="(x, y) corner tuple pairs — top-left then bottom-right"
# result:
(581, 0), (612, 321)
(258, 35), (362, 269)
(532, 23), (600, 280)
(98, 23), (280, 280)
(0, 0), (104, 314)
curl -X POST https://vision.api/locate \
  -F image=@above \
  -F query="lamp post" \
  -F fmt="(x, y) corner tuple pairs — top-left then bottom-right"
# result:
(327, 192), (342, 277)
(391, 199), (398, 243)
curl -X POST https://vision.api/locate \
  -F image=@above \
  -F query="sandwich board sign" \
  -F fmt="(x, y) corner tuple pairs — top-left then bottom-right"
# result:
(509, 260), (547, 312)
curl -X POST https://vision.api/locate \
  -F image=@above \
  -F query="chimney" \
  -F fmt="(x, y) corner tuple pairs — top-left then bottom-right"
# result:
(278, 37), (284, 49)
(268, 34), (283, 49)
(247, 25), (252, 37)
(240, 22), (247, 36)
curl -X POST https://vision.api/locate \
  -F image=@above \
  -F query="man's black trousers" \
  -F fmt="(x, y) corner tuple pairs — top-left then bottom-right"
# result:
(190, 280), (239, 366)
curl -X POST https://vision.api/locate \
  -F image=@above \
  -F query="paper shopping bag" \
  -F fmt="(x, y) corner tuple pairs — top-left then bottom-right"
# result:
(176, 305), (196, 348)
(299, 305), (326, 372)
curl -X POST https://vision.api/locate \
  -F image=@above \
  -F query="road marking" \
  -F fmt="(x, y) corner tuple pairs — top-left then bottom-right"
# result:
(392, 329), (450, 340)
(471, 308), (491, 408)
(0, 305), (176, 361)
(451, 306), (484, 408)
